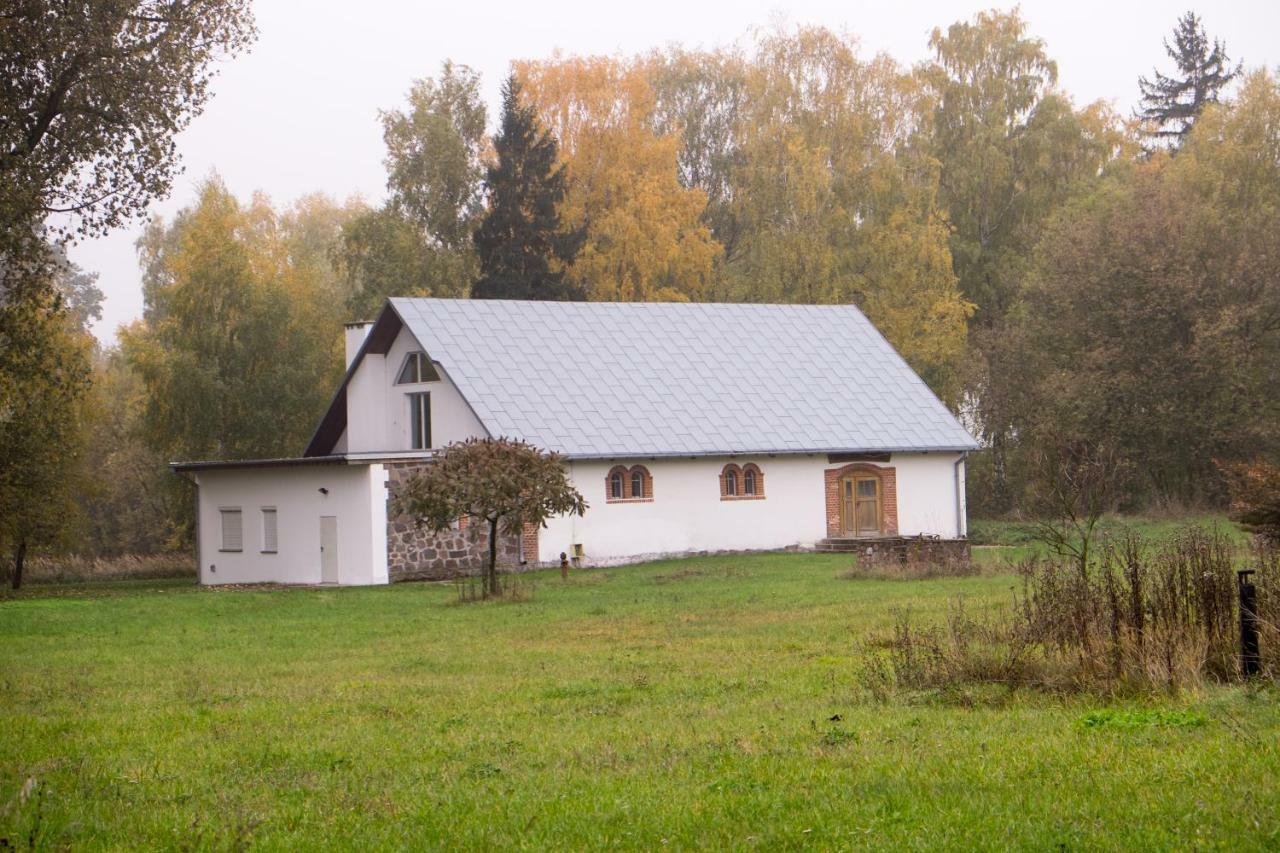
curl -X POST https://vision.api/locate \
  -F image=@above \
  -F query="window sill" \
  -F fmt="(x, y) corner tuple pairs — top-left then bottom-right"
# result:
(218, 549), (242, 553)
(605, 497), (654, 504)
(721, 495), (766, 501)
(261, 550), (277, 555)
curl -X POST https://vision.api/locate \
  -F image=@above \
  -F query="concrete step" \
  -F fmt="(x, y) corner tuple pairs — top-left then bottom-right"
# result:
(815, 538), (881, 553)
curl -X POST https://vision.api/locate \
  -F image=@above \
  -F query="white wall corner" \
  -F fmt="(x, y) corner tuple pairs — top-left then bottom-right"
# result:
(369, 463), (390, 584)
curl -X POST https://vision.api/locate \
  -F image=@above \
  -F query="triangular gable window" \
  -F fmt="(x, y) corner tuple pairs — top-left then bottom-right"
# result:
(397, 351), (439, 384)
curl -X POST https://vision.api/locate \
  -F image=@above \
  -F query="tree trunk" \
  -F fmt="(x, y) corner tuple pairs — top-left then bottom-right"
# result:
(12, 538), (27, 591)
(487, 518), (499, 598)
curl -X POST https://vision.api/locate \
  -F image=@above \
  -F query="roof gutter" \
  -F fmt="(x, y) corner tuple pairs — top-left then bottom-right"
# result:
(559, 445), (979, 462)
(170, 455), (351, 473)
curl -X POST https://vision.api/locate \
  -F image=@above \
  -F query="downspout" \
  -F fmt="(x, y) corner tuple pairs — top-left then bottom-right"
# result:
(568, 459), (579, 560)
(953, 452), (968, 539)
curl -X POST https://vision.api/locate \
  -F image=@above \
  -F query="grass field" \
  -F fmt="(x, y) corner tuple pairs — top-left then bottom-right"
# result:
(968, 513), (1251, 549)
(3, 551), (1278, 849)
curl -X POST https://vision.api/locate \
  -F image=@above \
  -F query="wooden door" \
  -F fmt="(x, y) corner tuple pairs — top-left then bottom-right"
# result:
(841, 476), (881, 537)
(320, 516), (339, 584)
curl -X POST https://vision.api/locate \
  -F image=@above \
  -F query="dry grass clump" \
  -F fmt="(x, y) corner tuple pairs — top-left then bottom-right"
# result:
(860, 524), (1277, 696)
(20, 553), (195, 584)
(1254, 538), (1280, 660)
(453, 572), (534, 603)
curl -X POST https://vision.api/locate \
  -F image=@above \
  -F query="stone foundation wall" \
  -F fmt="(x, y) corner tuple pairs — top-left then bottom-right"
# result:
(844, 536), (971, 564)
(385, 461), (522, 582)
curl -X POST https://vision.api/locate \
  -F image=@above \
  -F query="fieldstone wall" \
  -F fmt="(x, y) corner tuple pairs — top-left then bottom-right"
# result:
(817, 534), (971, 564)
(385, 461), (522, 582)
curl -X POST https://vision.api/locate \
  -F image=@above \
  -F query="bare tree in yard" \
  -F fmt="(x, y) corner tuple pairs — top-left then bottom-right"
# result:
(1024, 435), (1127, 577)
(392, 438), (587, 598)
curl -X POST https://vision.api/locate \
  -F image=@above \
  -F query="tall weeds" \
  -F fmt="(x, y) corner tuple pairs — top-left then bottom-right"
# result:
(861, 524), (1276, 696)
(16, 554), (195, 584)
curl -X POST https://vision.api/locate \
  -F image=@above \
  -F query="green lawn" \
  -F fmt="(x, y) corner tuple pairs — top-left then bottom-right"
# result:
(3, 553), (1278, 849)
(968, 513), (1249, 549)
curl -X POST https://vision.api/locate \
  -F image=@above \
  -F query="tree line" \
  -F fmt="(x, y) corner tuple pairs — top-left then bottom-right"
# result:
(2, 5), (1276, 574)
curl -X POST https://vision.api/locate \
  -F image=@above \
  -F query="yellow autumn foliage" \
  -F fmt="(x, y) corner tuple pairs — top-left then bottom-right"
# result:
(514, 55), (721, 302)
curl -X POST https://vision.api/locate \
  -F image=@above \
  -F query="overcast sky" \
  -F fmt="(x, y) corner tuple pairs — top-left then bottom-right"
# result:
(70, 0), (1279, 343)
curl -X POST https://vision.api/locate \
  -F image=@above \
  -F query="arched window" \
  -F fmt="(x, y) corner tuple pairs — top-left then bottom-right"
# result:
(723, 463), (764, 500)
(606, 465), (651, 502)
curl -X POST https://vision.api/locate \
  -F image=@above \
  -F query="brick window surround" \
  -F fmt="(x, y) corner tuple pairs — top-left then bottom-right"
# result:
(824, 462), (897, 538)
(605, 464), (654, 503)
(720, 462), (765, 501)
(520, 522), (539, 564)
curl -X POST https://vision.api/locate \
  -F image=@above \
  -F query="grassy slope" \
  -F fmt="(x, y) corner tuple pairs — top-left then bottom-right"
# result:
(2, 553), (1278, 850)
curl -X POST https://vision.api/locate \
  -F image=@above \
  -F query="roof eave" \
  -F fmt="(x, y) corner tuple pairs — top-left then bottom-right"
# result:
(170, 455), (353, 473)
(558, 444), (979, 461)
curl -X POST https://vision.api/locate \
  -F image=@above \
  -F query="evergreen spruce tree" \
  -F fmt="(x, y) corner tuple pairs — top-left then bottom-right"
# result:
(1137, 11), (1241, 151)
(472, 76), (584, 300)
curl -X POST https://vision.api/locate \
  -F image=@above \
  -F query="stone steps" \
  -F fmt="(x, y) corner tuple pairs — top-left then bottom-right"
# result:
(815, 538), (882, 553)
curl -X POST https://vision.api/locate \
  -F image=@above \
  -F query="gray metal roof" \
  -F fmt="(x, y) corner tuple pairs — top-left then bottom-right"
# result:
(390, 297), (978, 458)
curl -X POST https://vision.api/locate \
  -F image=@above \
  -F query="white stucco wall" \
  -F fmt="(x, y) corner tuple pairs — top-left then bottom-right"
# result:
(536, 451), (965, 565)
(193, 462), (389, 585)
(345, 325), (486, 454)
(894, 453), (966, 538)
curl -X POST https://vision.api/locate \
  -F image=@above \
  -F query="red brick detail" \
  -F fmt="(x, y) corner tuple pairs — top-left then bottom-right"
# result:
(720, 462), (766, 501)
(521, 522), (539, 564)
(823, 462), (897, 538)
(606, 464), (654, 503)
(605, 466), (628, 502)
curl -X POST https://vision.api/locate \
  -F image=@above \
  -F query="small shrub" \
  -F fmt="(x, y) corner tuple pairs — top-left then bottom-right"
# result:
(817, 727), (860, 747)
(1222, 459), (1280, 542)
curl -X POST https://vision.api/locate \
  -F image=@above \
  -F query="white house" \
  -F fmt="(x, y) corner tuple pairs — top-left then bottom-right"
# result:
(174, 298), (979, 586)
